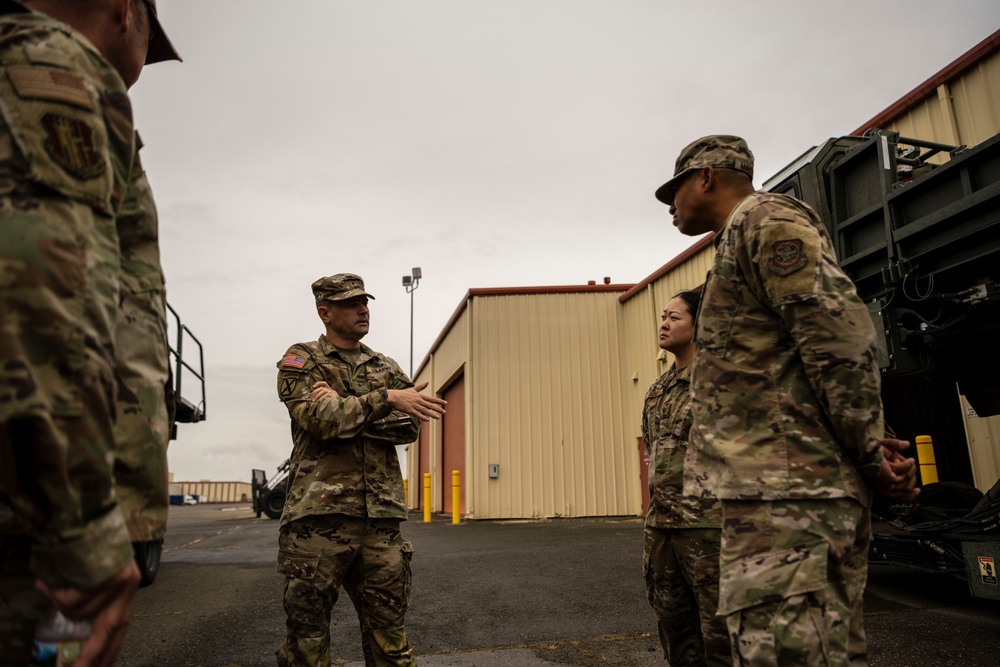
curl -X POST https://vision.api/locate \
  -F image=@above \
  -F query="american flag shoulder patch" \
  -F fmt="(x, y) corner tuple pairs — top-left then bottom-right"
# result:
(282, 353), (307, 369)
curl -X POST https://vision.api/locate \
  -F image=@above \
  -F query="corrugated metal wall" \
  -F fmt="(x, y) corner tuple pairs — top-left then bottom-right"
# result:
(884, 50), (1000, 156)
(620, 245), (715, 443)
(173, 481), (252, 503)
(467, 291), (634, 519)
(409, 306), (469, 511)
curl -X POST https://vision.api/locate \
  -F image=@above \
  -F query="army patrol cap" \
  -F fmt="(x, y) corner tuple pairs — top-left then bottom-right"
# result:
(655, 135), (754, 205)
(312, 273), (375, 304)
(143, 0), (182, 65)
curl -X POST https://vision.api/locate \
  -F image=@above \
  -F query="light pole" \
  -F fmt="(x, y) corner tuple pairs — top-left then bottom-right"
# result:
(402, 267), (422, 378)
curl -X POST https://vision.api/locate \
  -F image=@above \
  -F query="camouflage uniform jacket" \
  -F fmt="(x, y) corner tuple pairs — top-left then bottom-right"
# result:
(276, 335), (418, 527)
(0, 6), (136, 588)
(113, 133), (171, 543)
(685, 192), (884, 504)
(643, 363), (720, 528)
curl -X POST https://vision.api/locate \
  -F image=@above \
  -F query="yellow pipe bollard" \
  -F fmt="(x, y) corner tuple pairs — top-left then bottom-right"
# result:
(423, 473), (431, 523)
(403, 478), (408, 509)
(452, 470), (461, 525)
(916, 435), (938, 485)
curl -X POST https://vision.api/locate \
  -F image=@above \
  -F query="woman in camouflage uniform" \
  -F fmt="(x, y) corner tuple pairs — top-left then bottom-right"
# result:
(642, 290), (730, 667)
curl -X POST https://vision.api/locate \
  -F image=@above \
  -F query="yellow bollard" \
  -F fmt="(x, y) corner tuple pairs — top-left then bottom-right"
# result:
(452, 470), (461, 525)
(403, 478), (408, 508)
(423, 473), (431, 523)
(915, 435), (938, 485)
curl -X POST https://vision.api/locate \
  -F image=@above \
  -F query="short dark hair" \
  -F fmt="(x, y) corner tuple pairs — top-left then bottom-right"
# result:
(672, 288), (702, 319)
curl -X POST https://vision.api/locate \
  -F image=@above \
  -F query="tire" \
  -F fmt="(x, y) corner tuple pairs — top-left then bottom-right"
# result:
(134, 539), (163, 587)
(263, 489), (286, 520)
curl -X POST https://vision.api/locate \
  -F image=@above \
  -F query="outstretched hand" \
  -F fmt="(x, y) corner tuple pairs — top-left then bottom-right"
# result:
(873, 437), (920, 502)
(36, 560), (141, 667)
(388, 382), (447, 421)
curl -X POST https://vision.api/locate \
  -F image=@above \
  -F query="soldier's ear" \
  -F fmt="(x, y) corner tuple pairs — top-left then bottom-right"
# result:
(112, 0), (135, 33)
(317, 304), (330, 323)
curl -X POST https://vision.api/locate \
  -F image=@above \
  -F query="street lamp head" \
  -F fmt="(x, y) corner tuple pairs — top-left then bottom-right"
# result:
(402, 275), (413, 287)
(412, 267), (422, 280)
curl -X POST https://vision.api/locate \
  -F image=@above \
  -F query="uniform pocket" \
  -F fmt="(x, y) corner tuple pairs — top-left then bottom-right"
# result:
(276, 549), (319, 580)
(400, 540), (414, 613)
(717, 538), (827, 616)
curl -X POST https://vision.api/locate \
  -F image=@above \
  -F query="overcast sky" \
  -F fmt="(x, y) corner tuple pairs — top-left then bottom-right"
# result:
(131, 1), (1000, 484)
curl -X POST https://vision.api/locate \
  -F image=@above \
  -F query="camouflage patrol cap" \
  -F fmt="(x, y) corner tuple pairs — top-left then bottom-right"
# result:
(143, 0), (182, 65)
(312, 273), (375, 304)
(654, 135), (754, 205)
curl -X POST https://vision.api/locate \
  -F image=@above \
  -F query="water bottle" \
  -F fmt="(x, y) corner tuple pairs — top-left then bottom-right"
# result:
(30, 607), (92, 667)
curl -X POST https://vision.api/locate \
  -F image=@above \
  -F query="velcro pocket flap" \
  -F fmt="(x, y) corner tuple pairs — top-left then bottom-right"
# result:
(276, 549), (319, 579)
(717, 539), (828, 615)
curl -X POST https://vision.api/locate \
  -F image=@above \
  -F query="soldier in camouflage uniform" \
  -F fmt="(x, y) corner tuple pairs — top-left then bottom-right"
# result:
(642, 288), (730, 667)
(0, 1), (179, 665)
(654, 135), (919, 666)
(114, 130), (174, 568)
(276, 273), (447, 667)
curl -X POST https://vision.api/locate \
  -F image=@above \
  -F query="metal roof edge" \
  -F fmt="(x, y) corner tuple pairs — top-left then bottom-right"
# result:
(852, 27), (1000, 136)
(618, 234), (716, 302)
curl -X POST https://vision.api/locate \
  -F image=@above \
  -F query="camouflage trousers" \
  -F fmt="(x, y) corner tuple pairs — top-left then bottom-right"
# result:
(643, 525), (730, 667)
(276, 515), (415, 667)
(718, 498), (870, 667)
(0, 535), (48, 667)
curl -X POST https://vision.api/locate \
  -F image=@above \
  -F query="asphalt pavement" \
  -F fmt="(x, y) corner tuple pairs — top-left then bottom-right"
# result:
(115, 505), (1000, 667)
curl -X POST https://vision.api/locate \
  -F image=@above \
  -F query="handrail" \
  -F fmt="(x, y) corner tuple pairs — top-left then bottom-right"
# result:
(166, 301), (207, 421)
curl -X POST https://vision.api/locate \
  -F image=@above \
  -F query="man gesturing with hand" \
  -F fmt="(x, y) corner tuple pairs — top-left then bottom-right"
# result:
(275, 273), (445, 667)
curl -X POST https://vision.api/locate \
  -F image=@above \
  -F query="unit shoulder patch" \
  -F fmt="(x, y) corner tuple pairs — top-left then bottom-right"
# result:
(41, 112), (105, 179)
(758, 219), (820, 302)
(768, 238), (807, 276)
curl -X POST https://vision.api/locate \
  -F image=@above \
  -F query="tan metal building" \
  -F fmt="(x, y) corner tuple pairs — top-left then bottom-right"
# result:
(409, 282), (643, 519)
(170, 480), (252, 503)
(409, 28), (1000, 517)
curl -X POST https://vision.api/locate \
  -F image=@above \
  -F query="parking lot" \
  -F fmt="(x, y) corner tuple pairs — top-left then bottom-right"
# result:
(116, 504), (1000, 666)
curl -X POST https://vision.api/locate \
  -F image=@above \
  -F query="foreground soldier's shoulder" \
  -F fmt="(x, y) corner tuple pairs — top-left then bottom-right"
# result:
(0, 24), (132, 214)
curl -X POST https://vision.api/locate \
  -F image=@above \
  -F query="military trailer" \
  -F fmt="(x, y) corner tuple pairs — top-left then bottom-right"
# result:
(252, 458), (290, 520)
(764, 129), (1000, 599)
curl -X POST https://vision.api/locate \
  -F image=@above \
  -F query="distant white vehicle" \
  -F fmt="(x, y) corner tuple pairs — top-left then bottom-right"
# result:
(183, 495), (198, 506)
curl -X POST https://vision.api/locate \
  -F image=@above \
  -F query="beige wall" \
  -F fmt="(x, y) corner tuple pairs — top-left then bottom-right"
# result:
(884, 50), (1000, 156)
(468, 291), (634, 519)
(411, 290), (638, 519)
(172, 481), (252, 503)
(409, 306), (469, 511)
(620, 245), (716, 443)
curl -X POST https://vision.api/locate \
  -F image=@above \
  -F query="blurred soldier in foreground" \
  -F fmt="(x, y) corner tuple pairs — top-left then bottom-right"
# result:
(113, 128), (175, 583)
(655, 135), (919, 666)
(642, 289), (730, 667)
(275, 273), (447, 667)
(0, 1), (179, 665)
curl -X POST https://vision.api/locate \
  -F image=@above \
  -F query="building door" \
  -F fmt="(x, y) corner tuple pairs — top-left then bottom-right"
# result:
(440, 374), (466, 515)
(417, 423), (429, 510)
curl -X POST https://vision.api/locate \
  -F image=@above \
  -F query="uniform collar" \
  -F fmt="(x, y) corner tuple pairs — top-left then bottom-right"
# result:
(318, 335), (374, 362)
